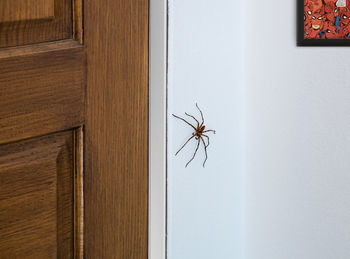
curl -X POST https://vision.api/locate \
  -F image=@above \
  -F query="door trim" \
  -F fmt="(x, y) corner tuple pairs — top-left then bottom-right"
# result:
(149, 0), (168, 258)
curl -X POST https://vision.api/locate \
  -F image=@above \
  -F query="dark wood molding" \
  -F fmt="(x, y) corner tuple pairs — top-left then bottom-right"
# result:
(73, 0), (84, 44)
(74, 127), (84, 259)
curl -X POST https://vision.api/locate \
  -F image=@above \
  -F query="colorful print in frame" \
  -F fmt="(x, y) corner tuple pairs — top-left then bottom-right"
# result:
(298, 0), (350, 46)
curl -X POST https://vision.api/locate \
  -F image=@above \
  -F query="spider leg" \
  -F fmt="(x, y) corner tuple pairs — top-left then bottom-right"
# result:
(202, 134), (210, 147)
(185, 112), (199, 127)
(175, 135), (195, 156)
(200, 137), (208, 167)
(203, 129), (216, 134)
(172, 114), (196, 130)
(196, 103), (205, 125)
(185, 138), (201, 167)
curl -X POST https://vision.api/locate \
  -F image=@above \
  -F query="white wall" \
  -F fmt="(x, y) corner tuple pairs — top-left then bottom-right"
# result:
(168, 0), (350, 258)
(167, 0), (244, 258)
(245, 0), (350, 259)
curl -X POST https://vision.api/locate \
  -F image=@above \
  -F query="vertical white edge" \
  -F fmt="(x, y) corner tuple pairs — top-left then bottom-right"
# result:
(149, 0), (167, 258)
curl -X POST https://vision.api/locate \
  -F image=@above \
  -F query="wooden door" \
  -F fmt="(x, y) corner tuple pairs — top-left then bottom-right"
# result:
(0, 1), (149, 258)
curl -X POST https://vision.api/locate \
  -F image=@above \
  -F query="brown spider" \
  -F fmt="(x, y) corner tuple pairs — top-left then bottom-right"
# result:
(172, 103), (216, 167)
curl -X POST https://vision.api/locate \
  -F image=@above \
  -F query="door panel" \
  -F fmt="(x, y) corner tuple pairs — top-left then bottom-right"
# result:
(1, 0), (54, 23)
(0, 0), (149, 257)
(0, 0), (75, 47)
(0, 131), (75, 258)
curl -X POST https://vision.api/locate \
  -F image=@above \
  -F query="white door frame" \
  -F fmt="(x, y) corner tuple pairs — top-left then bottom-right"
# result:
(149, 0), (167, 258)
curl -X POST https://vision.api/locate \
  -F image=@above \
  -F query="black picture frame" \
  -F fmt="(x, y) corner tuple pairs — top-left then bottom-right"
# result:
(297, 0), (350, 46)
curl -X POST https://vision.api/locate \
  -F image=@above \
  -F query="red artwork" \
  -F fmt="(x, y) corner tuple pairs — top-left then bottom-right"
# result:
(304, 0), (350, 39)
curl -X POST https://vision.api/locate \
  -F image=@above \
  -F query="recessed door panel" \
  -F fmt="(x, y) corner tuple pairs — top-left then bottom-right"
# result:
(0, 0), (73, 47)
(1, 0), (55, 23)
(0, 131), (75, 258)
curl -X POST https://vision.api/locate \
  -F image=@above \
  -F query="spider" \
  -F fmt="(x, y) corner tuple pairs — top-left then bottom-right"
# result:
(172, 103), (216, 167)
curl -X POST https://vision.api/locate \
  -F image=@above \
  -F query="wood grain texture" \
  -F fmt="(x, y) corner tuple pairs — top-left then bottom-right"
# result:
(73, 0), (84, 44)
(0, 0), (72, 47)
(0, 0), (55, 23)
(84, 0), (149, 258)
(0, 131), (74, 258)
(74, 128), (84, 259)
(0, 40), (85, 145)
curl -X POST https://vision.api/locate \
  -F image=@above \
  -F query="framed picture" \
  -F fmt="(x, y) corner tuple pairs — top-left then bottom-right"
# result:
(298, 0), (350, 46)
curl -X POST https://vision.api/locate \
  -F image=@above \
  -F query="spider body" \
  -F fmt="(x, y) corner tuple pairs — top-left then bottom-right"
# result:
(172, 103), (216, 167)
(193, 125), (205, 140)
(197, 125), (205, 134)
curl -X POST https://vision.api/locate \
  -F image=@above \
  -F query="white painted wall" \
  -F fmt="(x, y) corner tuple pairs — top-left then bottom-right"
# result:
(168, 0), (350, 258)
(167, 0), (244, 258)
(245, 0), (350, 259)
